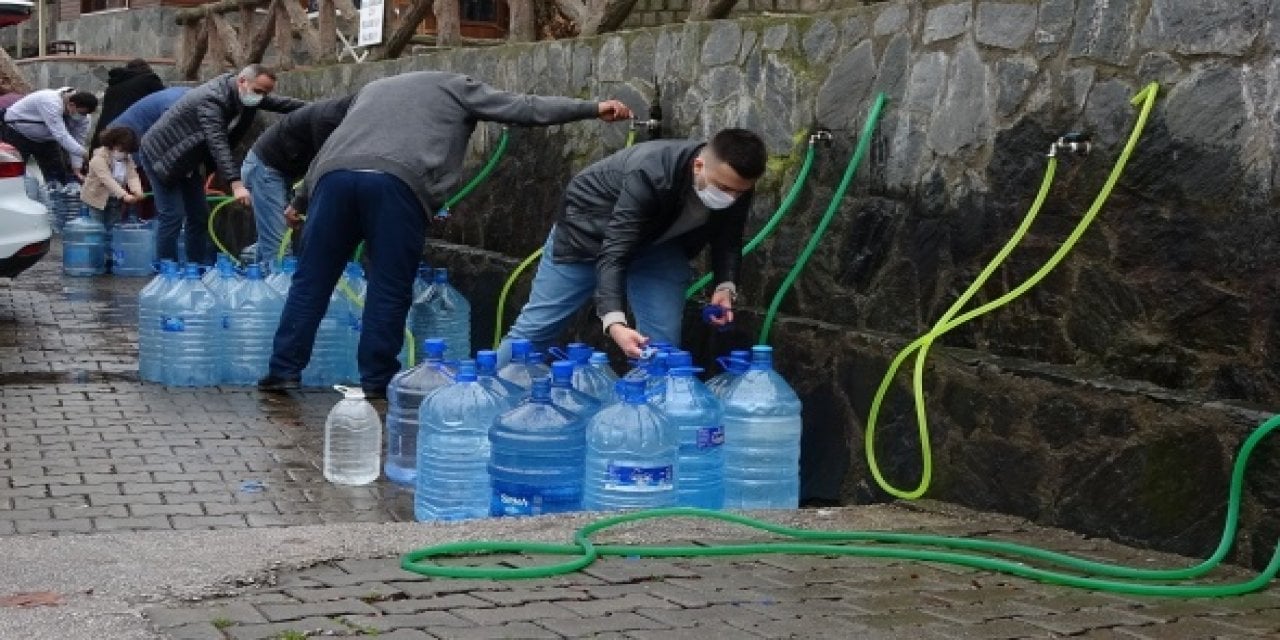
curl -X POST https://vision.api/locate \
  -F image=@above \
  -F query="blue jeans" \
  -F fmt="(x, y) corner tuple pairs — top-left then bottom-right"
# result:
(500, 230), (692, 363)
(242, 150), (290, 267)
(267, 170), (427, 391)
(141, 153), (211, 264)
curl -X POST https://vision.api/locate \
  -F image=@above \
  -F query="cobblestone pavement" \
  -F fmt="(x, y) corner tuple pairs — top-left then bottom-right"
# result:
(4, 244), (1280, 640)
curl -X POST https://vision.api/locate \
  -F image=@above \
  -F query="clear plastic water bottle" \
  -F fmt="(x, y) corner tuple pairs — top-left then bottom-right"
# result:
(303, 285), (356, 387)
(62, 211), (107, 276)
(498, 338), (536, 389)
(338, 262), (367, 383)
(385, 338), (452, 486)
(111, 216), (156, 277)
(706, 350), (751, 398)
(561, 343), (611, 403)
(721, 345), (803, 509)
(412, 263), (433, 301)
(583, 378), (679, 512)
(663, 365), (725, 510)
(415, 361), (505, 522)
(202, 253), (234, 287)
(267, 255), (297, 295)
(158, 264), (219, 387)
(624, 342), (675, 380)
(549, 360), (601, 420)
(324, 385), (382, 486)
(138, 260), (179, 383)
(643, 351), (671, 402)
(416, 268), (470, 361)
(222, 264), (284, 385)
(205, 259), (241, 358)
(489, 376), (586, 516)
(584, 351), (619, 403)
(477, 349), (524, 409)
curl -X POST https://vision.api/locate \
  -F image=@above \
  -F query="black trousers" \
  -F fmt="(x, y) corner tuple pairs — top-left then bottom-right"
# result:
(0, 123), (72, 183)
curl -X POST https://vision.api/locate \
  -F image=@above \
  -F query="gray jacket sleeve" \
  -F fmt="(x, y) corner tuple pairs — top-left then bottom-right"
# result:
(594, 170), (662, 322)
(452, 76), (599, 126)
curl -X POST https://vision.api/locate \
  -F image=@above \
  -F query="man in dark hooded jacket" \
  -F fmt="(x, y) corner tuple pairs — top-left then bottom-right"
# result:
(90, 59), (164, 151)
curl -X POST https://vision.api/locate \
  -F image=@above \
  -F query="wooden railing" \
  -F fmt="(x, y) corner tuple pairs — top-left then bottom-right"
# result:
(174, 0), (361, 80)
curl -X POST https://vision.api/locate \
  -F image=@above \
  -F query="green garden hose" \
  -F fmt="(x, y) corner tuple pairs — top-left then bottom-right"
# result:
(865, 82), (1160, 500)
(206, 196), (238, 263)
(683, 135), (820, 300)
(402, 413), (1280, 596)
(758, 93), (888, 344)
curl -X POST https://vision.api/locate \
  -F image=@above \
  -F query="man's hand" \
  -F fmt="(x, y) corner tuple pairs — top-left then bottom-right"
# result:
(284, 205), (304, 231)
(609, 325), (650, 359)
(121, 193), (139, 204)
(709, 289), (736, 327)
(231, 181), (252, 207)
(597, 100), (633, 122)
(72, 168), (85, 183)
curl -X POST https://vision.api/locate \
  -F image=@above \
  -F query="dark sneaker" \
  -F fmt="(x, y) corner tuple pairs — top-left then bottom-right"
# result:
(257, 374), (301, 393)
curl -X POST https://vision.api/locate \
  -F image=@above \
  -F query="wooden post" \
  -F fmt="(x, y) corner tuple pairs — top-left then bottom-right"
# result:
(508, 0), (536, 42)
(177, 20), (211, 80)
(0, 47), (32, 94)
(433, 0), (460, 46)
(372, 0), (433, 60)
(206, 10), (231, 69)
(246, 0), (280, 64)
(210, 13), (246, 67)
(274, 0), (294, 70)
(281, 0), (323, 62)
(318, 0), (337, 64)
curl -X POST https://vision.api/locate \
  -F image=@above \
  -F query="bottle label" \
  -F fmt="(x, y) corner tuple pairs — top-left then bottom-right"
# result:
(605, 463), (673, 490)
(696, 426), (725, 449)
(493, 491), (543, 516)
(161, 316), (185, 332)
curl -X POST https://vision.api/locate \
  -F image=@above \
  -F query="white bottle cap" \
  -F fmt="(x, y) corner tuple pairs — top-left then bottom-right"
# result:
(334, 384), (365, 400)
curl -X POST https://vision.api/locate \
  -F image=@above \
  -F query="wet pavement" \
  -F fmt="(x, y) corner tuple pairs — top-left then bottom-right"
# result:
(3, 242), (1280, 639)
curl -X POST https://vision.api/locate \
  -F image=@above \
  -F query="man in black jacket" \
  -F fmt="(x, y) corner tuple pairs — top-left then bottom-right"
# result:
(242, 94), (354, 267)
(500, 128), (767, 359)
(140, 64), (304, 264)
(89, 59), (164, 151)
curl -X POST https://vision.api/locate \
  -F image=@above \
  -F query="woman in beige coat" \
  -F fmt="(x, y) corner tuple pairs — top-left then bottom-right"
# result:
(81, 126), (145, 272)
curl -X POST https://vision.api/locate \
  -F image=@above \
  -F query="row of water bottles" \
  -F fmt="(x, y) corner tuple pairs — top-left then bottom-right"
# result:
(63, 211), (158, 277)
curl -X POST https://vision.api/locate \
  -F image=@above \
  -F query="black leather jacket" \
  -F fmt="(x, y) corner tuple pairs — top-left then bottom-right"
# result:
(551, 140), (751, 320)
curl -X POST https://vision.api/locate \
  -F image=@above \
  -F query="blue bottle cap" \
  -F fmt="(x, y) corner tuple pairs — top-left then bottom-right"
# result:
(750, 345), (774, 369)
(455, 360), (477, 382)
(345, 262), (363, 278)
(475, 350), (498, 374)
(567, 343), (592, 364)
(433, 268), (448, 283)
(245, 264), (263, 280)
(509, 338), (531, 357)
(422, 338), (447, 360)
(550, 360), (574, 385)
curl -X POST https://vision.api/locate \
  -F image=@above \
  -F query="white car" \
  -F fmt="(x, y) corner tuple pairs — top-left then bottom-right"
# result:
(0, 142), (50, 278)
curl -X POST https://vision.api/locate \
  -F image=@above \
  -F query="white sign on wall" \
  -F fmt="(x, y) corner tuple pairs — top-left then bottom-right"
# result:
(358, 0), (385, 47)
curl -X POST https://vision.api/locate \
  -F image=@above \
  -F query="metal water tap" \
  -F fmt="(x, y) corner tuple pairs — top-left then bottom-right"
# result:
(1049, 132), (1092, 157)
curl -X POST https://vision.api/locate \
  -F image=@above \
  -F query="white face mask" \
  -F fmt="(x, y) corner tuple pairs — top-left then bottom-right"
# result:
(69, 112), (87, 123)
(111, 151), (127, 161)
(696, 183), (737, 210)
(239, 91), (263, 108)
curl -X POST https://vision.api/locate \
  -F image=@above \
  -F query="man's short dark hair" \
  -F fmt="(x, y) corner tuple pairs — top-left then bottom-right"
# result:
(125, 58), (152, 73)
(68, 92), (98, 112)
(98, 127), (138, 153)
(708, 128), (767, 181)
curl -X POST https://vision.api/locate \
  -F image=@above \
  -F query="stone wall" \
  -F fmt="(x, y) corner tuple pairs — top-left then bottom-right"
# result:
(622, 0), (871, 28)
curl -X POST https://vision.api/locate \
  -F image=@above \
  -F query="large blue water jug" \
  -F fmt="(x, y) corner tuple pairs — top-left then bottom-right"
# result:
(202, 253), (234, 287)
(410, 268), (470, 361)
(624, 342), (675, 380)
(303, 283), (356, 387)
(584, 351), (619, 403)
(477, 350), (524, 409)
(583, 378), (679, 511)
(415, 361), (505, 522)
(498, 339), (550, 389)
(721, 345), (803, 509)
(706, 350), (751, 398)
(267, 255), (297, 295)
(663, 365), (725, 510)
(62, 211), (106, 276)
(159, 265), (219, 387)
(338, 262), (367, 383)
(385, 338), (452, 486)
(110, 216), (155, 277)
(205, 259), (241, 353)
(138, 260), (180, 382)
(549, 360), (601, 419)
(489, 376), (586, 516)
(222, 264), (284, 385)
(642, 351), (671, 401)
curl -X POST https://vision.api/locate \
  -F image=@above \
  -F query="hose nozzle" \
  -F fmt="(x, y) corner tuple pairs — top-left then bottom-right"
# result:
(1049, 132), (1092, 157)
(809, 129), (834, 145)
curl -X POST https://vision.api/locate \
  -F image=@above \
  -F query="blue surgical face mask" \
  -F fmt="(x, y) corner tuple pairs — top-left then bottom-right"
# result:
(696, 184), (736, 210)
(239, 91), (263, 108)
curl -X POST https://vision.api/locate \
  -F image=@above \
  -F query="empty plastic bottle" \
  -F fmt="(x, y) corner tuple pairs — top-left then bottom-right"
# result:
(384, 338), (452, 486)
(303, 284), (356, 387)
(643, 351), (671, 402)
(205, 259), (241, 353)
(202, 253), (235, 287)
(222, 264), (285, 385)
(477, 350), (524, 409)
(663, 365), (725, 510)
(411, 268), (470, 361)
(489, 376), (586, 516)
(549, 360), (601, 420)
(137, 260), (179, 383)
(267, 255), (298, 295)
(583, 379), (679, 512)
(498, 340), (550, 390)
(324, 385), (382, 485)
(415, 361), (505, 522)
(412, 263), (433, 300)
(110, 216), (156, 277)
(158, 265), (219, 387)
(560, 344), (612, 403)
(706, 350), (751, 398)
(62, 210), (107, 276)
(338, 262), (367, 383)
(721, 345), (803, 510)
(583, 351), (619, 403)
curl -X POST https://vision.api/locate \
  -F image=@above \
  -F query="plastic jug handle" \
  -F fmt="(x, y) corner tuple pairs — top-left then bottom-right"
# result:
(717, 356), (749, 372)
(548, 346), (569, 361)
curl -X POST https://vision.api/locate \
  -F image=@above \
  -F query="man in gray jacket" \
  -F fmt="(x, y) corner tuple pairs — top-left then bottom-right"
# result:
(259, 71), (632, 398)
(499, 129), (766, 359)
(141, 64), (304, 264)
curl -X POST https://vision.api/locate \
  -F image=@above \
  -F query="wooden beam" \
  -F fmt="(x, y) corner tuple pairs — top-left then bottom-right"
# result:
(176, 0), (269, 25)
(246, 0), (280, 64)
(317, 0), (336, 64)
(273, 1), (294, 71)
(177, 20), (210, 80)
(281, 0), (323, 62)
(209, 13), (246, 68)
(373, 0), (433, 61)
(206, 12), (231, 69)
(333, 0), (359, 24)
(433, 0), (460, 47)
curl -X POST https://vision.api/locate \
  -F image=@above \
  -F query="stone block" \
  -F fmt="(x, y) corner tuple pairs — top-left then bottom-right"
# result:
(924, 3), (971, 44)
(976, 2), (1038, 50)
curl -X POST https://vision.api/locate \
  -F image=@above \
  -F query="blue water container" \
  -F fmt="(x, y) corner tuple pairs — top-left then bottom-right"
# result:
(222, 264), (284, 385)
(721, 345), (803, 509)
(338, 262), (367, 383)
(706, 350), (751, 398)
(267, 255), (297, 295)
(476, 349), (524, 409)
(205, 260), (241, 357)
(643, 352), (671, 401)
(498, 338), (536, 389)
(411, 268), (470, 361)
(549, 360), (601, 420)
(385, 338), (452, 486)
(303, 283), (356, 387)
(583, 378), (679, 512)
(584, 351), (619, 403)
(415, 361), (505, 522)
(202, 253), (234, 287)
(110, 216), (156, 277)
(561, 343), (612, 403)
(158, 265), (219, 387)
(138, 260), (179, 382)
(624, 342), (675, 380)
(663, 365), (725, 510)
(489, 376), (586, 516)
(62, 211), (107, 276)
